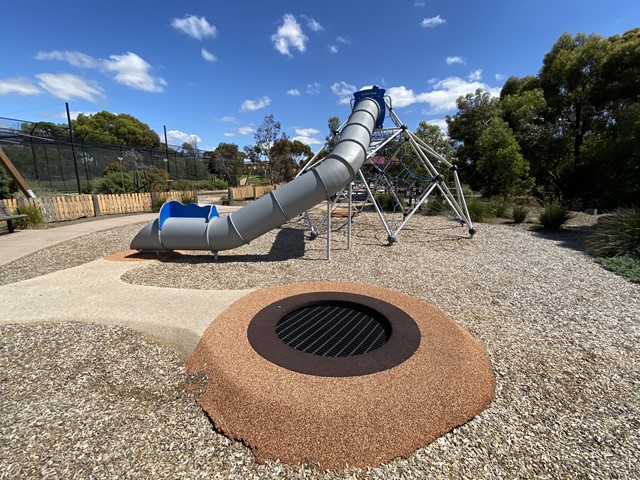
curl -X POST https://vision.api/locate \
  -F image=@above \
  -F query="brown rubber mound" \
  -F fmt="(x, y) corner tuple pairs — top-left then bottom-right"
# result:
(187, 281), (495, 469)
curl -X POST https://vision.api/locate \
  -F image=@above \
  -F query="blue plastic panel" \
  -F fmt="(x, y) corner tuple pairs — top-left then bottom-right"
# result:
(158, 201), (212, 230)
(353, 87), (386, 129)
(209, 204), (219, 220)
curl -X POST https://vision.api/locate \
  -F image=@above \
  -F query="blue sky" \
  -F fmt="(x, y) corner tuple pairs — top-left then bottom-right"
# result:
(1, 0), (637, 151)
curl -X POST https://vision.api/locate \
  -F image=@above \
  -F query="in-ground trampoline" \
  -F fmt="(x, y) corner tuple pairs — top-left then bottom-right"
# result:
(187, 281), (495, 468)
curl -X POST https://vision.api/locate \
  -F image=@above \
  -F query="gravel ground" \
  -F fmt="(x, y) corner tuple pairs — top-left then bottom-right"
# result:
(1, 211), (639, 479)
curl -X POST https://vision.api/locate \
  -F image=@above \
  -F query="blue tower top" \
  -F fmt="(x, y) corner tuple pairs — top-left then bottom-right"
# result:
(353, 86), (386, 129)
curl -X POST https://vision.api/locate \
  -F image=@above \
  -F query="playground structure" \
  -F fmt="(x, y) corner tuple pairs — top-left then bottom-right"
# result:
(130, 87), (474, 256)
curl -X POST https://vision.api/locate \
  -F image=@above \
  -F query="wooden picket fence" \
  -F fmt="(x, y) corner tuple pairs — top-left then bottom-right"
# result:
(230, 184), (277, 200)
(4, 190), (194, 223)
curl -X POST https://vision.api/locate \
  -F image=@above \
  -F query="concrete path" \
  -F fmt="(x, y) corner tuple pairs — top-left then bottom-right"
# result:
(0, 207), (250, 356)
(0, 258), (252, 357)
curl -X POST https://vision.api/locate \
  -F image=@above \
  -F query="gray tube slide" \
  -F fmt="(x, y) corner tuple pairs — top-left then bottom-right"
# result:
(130, 94), (381, 253)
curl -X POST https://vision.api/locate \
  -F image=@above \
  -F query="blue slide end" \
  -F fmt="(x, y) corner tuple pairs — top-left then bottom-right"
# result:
(158, 201), (214, 230)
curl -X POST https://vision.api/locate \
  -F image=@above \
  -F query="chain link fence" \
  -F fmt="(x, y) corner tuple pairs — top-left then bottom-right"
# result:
(0, 116), (214, 194)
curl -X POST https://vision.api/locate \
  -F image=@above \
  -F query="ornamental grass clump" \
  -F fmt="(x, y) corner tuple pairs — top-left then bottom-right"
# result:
(587, 207), (640, 258)
(538, 203), (573, 230)
(512, 205), (528, 224)
(466, 198), (487, 223)
(13, 204), (43, 229)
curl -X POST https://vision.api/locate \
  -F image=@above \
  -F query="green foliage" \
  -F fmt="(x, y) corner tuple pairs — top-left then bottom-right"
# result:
(586, 207), (640, 257)
(466, 198), (487, 223)
(414, 121), (455, 163)
(512, 205), (528, 223)
(180, 193), (196, 204)
(375, 193), (403, 211)
(171, 179), (194, 192)
(208, 143), (246, 187)
(538, 203), (574, 230)
(103, 161), (124, 176)
(93, 172), (135, 194)
(194, 178), (227, 190)
(596, 253), (640, 283)
(487, 197), (509, 218)
(151, 197), (165, 213)
(0, 165), (18, 199)
(13, 204), (43, 229)
(74, 111), (160, 148)
(143, 167), (170, 192)
(476, 118), (534, 197)
(422, 200), (444, 216)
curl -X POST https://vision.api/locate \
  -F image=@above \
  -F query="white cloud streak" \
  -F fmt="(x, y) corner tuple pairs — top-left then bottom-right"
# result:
(271, 14), (308, 56)
(201, 48), (217, 62)
(36, 73), (105, 102)
(103, 52), (167, 93)
(331, 81), (356, 104)
(421, 15), (446, 28)
(287, 88), (300, 96)
(171, 15), (217, 40)
(240, 96), (271, 112)
(302, 15), (324, 32)
(166, 130), (202, 144)
(386, 75), (501, 113)
(35, 50), (99, 68)
(36, 49), (166, 93)
(0, 77), (41, 96)
(446, 56), (465, 65)
(328, 45), (338, 54)
(306, 83), (321, 94)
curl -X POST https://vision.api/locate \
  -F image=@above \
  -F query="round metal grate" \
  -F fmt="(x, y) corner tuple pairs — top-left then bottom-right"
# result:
(275, 303), (390, 357)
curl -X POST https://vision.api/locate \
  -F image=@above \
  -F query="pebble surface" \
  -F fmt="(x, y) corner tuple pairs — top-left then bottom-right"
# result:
(1, 211), (639, 479)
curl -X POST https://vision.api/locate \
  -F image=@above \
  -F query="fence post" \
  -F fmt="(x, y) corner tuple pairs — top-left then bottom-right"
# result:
(92, 195), (101, 217)
(227, 186), (234, 206)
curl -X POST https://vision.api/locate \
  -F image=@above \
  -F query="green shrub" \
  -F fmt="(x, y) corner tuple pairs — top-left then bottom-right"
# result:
(151, 197), (165, 213)
(93, 172), (135, 194)
(538, 203), (573, 230)
(13, 204), (43, 229)
(587, 207), (640, 258)
(102, 161), (124, 176)
(423, 200), (444, 216)
(180, 193), (196, 204)
(512, 205), (528, 224)
(143, 167), (170, 192)
(375, 193), (395, 211)
(487, 198), (509, 218)
(171, 179), (194, 191)
(466, 198), (487, 223)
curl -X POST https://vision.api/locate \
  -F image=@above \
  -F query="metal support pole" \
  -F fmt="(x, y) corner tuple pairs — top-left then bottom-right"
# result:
(163, 126), (170, 175)
(347, 182), (353, 250)
(65, 102), (82, 194)
(326, 197), (332, 261)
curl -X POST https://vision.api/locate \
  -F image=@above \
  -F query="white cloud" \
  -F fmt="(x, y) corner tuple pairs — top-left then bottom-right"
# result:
(287, 88), (300, 96)
(295, 127), (320, 137)
(446, 56), (465, 65)
(166, 129), (202, 145)
(293, 135), (323, 146)
(0, 77), (41, 96)
(331, 81), (356, 104)
(306, 82), (321, 94)
(103, 52), (167, 92)
(220, 116), (237, 123)
(271, 14), (308, 56)
(495, 73), (505, 81)
(468, 69), (483, 81)
(240, 96), (271, 112)
(420, 117), (448, 134)
(421, 15), (446, 28)
(223, 132), (236, 138)
(414, 1), (426, 6)
(201, 48), (217, 62)
(36, 50), (99, 68)
(238, 126), (255, 135)
(36, 73), (104, 102)
(171, 15), (217, 40)
(336, 36), (351, 45)
(34, 49), (166, 93)
(386, 75), (501, 114)
(302, 15), (324, 32)
(328, 45), (338, 54)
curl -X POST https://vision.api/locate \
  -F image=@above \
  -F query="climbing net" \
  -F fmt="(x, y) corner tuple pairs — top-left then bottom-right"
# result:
(299, 95), (475, 250)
